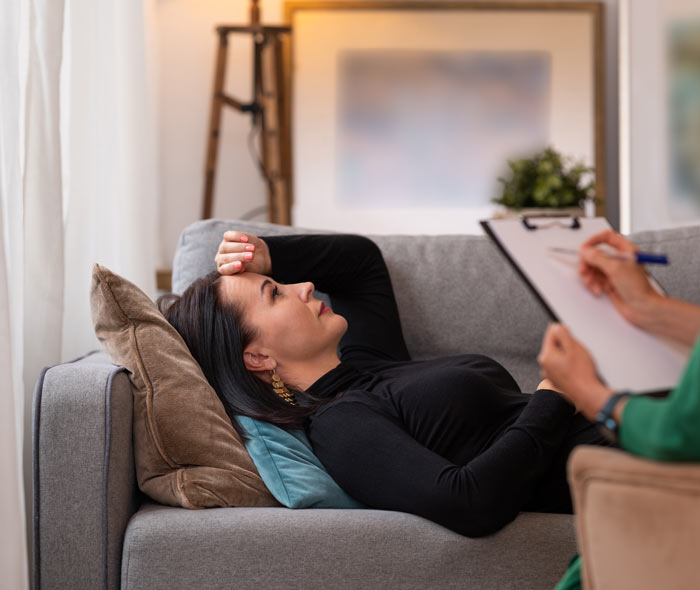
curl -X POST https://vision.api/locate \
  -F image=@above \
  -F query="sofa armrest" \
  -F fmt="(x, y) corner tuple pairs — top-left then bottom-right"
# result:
(568, 446), (700, 590)
(33, 351), (140, 590)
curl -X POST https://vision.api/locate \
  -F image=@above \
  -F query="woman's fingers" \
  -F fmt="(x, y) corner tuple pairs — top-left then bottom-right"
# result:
(218, 241), (255, 255)
(223, 230), (249, 243)
(216, 251), (254, 265)
(215, 230), (270, 276)
(218, 260), (244, 275)
(583, 267), (609, 296)
(551, 326), (572, 357)
(539, 323), (564, 363)
(579, 246), (633, 298)
(578, 230), (639, 298)
(215, 232), (257, 274)
(216, 251), (256, 275)
(216, 252), (251, 272)
(580, 246), (627, 275)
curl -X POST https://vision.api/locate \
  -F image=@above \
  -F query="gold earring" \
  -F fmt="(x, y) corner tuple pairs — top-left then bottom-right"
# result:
(271, 370), (297, 406)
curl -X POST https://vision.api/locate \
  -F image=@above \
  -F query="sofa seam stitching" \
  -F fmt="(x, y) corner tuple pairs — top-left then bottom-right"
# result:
(31, 365), (50, 590)
(103, 365), (129, 590)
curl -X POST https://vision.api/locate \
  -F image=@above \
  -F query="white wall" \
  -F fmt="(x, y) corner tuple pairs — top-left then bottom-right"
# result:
(155, 0), (619, 267)
(620, 0), (700, 233)
(156, 0), (283, 268)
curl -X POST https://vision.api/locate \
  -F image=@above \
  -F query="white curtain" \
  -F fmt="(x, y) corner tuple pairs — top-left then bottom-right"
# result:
(0, 0), (159, 585)
(62, 0), (158, 360)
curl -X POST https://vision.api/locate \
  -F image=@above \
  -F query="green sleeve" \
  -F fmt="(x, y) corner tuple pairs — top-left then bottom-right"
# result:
(620, 335), (700, 461)
(554, 555), (582, 590)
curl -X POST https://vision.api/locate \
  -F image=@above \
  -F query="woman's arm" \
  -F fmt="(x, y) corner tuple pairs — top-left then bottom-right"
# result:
(632, 296), (700, 349)
(264, 234), (410, 362)
(216, 231), (410, 363)
(308, 390), (576, 538)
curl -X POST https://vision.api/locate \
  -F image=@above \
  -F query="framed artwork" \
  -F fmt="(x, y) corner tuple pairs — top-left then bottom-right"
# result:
(285, 1), (605, 235)
(620, 0), (700, 233)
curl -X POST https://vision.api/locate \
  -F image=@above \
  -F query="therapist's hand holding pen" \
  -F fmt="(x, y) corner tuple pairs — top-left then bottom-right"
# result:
(578, 229), (699, 347)
(577, 229), (661, 329)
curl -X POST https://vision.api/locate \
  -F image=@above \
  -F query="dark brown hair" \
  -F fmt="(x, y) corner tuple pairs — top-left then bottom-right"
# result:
(157, 271), (331, 439)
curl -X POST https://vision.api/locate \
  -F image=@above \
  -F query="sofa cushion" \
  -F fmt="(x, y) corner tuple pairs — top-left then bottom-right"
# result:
(121, 504), (577, 590)
(237, 416), (364, 509)
(90, 263), (279, 509)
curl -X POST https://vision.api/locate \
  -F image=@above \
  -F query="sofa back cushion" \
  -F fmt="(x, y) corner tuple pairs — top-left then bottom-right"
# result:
(632, 225), (700, 306)
(90, 263), (279, 508)
(172, 220), (700, 393)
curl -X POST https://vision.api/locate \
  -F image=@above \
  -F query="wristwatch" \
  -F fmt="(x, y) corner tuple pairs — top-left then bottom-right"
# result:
(595, 391), (632, 442)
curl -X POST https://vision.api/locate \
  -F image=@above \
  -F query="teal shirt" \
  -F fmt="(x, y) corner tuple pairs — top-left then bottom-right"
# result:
(556, 334), (700, 590)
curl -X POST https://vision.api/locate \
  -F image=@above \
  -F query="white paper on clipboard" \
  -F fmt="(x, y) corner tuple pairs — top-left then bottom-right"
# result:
(481, 216), (690, 394)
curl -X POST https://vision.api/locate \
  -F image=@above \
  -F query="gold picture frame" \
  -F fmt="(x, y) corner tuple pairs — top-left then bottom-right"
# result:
(284, 1), (605, 233)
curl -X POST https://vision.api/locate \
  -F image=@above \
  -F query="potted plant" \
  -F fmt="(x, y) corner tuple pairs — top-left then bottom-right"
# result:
(492, 147), (596, 218)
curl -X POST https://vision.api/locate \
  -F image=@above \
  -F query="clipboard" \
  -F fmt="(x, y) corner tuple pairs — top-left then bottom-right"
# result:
(481, 216), (690, 394)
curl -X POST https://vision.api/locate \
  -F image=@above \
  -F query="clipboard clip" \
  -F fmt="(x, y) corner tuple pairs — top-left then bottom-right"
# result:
(521, 215), (581, 231)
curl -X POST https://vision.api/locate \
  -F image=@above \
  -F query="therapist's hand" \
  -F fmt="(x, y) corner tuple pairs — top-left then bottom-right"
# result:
(538, 323), (613, 419)
(578, 230), (661, 328)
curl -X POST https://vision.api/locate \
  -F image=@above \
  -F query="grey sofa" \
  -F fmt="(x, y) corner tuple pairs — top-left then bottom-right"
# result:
(33, 219), (700, 590)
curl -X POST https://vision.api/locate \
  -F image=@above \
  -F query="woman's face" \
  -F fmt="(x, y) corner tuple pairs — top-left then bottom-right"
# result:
(219, 272), (347, 367)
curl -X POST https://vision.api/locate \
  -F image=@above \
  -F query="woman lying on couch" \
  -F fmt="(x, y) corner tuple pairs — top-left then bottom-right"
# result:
(160, 230), (610, 537)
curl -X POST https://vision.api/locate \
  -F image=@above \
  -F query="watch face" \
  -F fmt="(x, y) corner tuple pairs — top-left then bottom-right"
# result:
(603, 417), (617, 432)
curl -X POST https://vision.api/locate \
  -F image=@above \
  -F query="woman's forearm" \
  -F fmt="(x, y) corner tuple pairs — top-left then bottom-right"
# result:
(598, 299), (700, 424)
(636, 295), (700, 348)
(262, 234), (411, 362)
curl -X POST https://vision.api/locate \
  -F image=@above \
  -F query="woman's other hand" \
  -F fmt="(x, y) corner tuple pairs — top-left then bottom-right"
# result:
(578, 229), (660, 328)
(215, 231), (271, 276)
(537, 323), (613, 419)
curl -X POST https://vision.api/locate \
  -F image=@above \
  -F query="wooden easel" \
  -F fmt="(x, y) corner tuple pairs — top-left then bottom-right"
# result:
(202, 1), (292, 224)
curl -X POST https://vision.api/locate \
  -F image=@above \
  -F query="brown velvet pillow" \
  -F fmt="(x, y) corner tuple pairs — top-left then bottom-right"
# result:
(90, 263), (279, 509)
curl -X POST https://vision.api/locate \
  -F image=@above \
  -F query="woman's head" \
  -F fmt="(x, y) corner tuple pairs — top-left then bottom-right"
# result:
(158, 271), (343, 433)
(216, 271), (347, 376)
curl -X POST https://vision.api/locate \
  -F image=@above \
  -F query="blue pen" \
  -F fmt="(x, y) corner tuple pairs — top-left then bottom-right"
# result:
(548, 247), (669, 265)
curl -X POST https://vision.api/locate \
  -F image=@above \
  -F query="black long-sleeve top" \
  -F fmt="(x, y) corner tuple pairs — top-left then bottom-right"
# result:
(264, 234), (608, 537)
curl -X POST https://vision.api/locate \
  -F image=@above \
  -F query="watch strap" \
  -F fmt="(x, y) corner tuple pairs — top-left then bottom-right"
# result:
(595, 391), (632, 439)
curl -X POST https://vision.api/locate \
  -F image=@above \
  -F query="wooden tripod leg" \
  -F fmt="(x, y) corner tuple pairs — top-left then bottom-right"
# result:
(275, 34), (292, 225)
(202, 30), (229, 220)
(259, 34), (291, 225)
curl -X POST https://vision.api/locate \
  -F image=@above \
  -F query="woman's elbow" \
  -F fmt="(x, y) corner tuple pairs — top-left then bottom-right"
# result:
(452, 511), (517, 538)
(438, 496), (518, 538)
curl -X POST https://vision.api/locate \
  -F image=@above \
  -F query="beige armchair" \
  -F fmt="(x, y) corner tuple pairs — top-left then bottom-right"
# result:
(568, 446), (700, 590)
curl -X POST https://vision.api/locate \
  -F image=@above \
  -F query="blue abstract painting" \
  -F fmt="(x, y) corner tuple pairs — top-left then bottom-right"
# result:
(336, 51), (551, 207)
(668, 20), (700, 219)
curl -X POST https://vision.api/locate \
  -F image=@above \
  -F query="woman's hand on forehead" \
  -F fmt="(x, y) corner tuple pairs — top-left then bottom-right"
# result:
(215, 231), (271, 276)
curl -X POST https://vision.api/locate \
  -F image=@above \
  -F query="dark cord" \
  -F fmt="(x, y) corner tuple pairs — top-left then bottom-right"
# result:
(247, 117), (276, 190)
